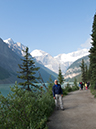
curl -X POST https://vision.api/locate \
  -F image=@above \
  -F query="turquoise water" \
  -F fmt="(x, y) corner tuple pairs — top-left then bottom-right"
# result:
(0, 83), (48, 97)
(0, 84), (16, 97)
(0, 82), (75, 97)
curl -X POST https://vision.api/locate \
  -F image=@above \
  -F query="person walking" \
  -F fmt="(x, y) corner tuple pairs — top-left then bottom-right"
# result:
(79, 82), (81, 90)
(87, 82), (90, 89)
(52, 79), (64, 110)
(85, 82), (88, 90)
(80, 82), (83, 90)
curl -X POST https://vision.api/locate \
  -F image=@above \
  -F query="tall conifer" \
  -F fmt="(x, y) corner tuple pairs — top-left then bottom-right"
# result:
(17, 47), (40, 91)
(58, 65), (65, 85)
(80, 59), (86, 83)
(85, 65), (88, 82)
(89, 13), (96, 86)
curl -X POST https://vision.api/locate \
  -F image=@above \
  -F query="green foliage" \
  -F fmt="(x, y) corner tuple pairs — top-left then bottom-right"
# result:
(63, 82), (79, 94)
(87, 65), (91, 81)
(0, 83), (55, 129)
(88, 13), (96, 97)
(80, 59), (87, 83)
(74, 78), (78, 87)
(17, 47), (40, 91)
(72, 85), (79, 91)
(47, 75), (54, 97)
(62, 88), (68, 96)
(89, 13), (96, 86)
(73, 78), (79, 91)
(65, 55), (90, 82)
(90, 82), (96, 98)
(58, 65), (65, 85)
(64, 83), (73, 92)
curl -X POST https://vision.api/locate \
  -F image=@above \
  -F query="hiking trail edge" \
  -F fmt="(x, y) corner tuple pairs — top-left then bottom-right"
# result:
(47, 90), (96, 129)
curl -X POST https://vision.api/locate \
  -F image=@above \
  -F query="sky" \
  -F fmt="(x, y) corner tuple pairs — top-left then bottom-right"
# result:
(0, 0), (96, 56)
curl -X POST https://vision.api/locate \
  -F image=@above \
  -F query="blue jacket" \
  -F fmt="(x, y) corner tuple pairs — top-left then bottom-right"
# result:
(52, 84), (63, 97)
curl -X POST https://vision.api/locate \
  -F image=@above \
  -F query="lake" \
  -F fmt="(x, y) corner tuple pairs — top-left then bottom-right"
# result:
(0, 82), (75, 97)
(0, 83), (48, 97)
(0, 84), (16, 97)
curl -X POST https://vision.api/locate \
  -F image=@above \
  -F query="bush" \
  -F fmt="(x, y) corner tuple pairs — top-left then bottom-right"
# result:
(62, 82), (79, 96)
(64, 83), (73, 92)
(71, 85), (79, 91)
(62, 88), (68, 96)
(0, 83), (55, 129)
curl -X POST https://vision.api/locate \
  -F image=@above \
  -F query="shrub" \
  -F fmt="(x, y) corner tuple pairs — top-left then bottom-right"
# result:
(72, 85), (79, 91)
(62, 88), (68, 96)
(64, 83), (73, 92)
(0, 83), (55, 129)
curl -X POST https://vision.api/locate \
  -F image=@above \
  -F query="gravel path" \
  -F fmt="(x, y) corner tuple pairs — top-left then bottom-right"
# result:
(47, 90), (96, 129)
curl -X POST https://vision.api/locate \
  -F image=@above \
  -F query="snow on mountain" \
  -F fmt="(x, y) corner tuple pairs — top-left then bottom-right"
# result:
(31, 49), (60, 73)
(3, 38), (26, 56)
(3, 38), (90, 75)
(31, 49), (47, 57)
(31, 49), (89, 74)
(54, 48), (89, 63)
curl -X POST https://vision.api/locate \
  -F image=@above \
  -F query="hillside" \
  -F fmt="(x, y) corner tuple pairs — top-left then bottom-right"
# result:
(64, 55), (90, 82)
(0, 38), (57, 84)
(31, 49), (89, 74)
(0, 66), (10, 80)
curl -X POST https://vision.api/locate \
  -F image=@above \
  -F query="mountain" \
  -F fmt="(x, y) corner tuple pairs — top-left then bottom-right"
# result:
(4, 38), (26, 57)
(31, 49), (60, 73)
(0, 38), (57, 84)
(64, 55), (90, 82)
(31, 49), (89, 74)
(2, 38), (90, 83)
(31, 49), (71, 74)
(54, 48), (89, 63)
(0, 38), (23, 83)
(4, 38), (89, 75)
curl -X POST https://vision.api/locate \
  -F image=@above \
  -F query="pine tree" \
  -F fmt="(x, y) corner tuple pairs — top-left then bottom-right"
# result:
(74, 78), (78, 87)
(89, 13), (96, 87)
(47, 75), (54, 96)
(87, 65), (91, 81)
(80, 59), (86, 83)
(58, 65), (65, 85)
(17, 47), (40, 91)
(85, 65), (88, 82)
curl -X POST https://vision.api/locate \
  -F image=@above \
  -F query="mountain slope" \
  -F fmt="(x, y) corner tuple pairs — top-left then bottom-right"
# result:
(2, 37), (90, 83)
(31, 49), (60, 73)
(4, 38), (89, 75)
(54, 48), (89, 62)
(4, 38), (26, 57)
(64, 55), (90, 81)
(31, 49), (89, 74)
(0, 38), (57, 84)
(0, 66), (10, 80)
(0, 38), (24, 83)
(0, 38), (21, 73)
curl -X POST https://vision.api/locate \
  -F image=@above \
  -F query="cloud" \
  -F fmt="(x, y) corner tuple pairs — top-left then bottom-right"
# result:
(81, 37), (92, 48)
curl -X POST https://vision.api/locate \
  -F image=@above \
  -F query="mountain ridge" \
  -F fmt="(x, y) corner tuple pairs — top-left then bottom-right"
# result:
(31, 48), (89, 74)
(3, 38), (90, 80)
(0, 38), (57, 84)
(64, 55), (90, 81)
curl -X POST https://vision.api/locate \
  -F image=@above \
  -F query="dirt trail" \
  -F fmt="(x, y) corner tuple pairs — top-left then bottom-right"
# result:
(47, 90), (96, 129)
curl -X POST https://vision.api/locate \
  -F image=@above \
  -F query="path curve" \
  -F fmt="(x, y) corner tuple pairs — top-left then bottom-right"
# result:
(47, 90), (96, 129)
